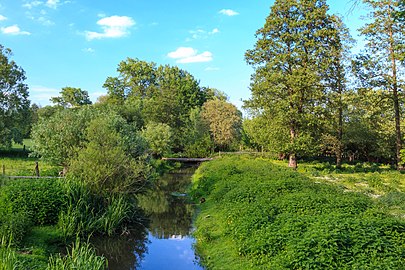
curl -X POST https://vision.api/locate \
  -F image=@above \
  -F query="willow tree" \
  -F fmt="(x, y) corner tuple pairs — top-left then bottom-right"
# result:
(245, 0), (341, 168)
(360, 0), (405, 169)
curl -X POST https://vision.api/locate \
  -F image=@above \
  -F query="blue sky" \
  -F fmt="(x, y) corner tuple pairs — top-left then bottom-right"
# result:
(0, 0), (367, 108)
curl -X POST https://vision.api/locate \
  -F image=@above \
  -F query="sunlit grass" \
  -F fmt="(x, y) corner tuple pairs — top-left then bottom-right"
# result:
(0, 157), (61, 177)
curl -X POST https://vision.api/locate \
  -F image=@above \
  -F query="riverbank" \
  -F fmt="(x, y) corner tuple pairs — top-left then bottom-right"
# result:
(191, 156), (405, 269)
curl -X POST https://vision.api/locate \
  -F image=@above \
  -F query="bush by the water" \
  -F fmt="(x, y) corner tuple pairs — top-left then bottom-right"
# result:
(0, 178), (66, 245)
(192, 157), (405, 269)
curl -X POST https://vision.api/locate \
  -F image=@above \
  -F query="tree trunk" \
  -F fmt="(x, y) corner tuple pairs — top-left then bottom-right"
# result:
(388, 8), (403, 170)
(288, 124), (297, 169)
(288, 153), (297, 169)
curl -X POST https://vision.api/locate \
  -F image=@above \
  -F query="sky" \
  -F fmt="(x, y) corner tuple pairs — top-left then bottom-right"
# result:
(0, 0), (368, 109)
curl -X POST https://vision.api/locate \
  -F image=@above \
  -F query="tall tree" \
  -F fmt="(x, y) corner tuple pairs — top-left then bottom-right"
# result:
(245, 0), (341, 168)
(103, 58), (207, 151)
(50, 87), (92, 108)
(201, 99), (242, 151)
(322, 16), (354, 167)
(0, 45), (30, 148)
(360, 0), (405, 168)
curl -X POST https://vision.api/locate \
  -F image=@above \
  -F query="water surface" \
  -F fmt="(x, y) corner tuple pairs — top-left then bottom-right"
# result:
(92, 167), (203, 270)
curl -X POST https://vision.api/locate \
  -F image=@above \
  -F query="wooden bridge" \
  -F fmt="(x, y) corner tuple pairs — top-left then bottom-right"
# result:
(162, 157), (213, 163)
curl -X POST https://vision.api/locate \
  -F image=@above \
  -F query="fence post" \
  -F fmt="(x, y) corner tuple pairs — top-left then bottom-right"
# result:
(2, 164), (4, 176)
(35, 162), (40, 177)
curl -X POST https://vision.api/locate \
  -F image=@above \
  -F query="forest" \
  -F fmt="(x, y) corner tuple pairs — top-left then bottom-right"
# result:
(0, 0), (405, 269)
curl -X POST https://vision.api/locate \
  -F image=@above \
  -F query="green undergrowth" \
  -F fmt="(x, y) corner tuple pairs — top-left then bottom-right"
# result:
(191, 156), (405, 269)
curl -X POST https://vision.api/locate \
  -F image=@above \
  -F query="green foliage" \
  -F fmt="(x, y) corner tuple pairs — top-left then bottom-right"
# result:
(58, 181), (137, 237)
(46, 238), (107, 270)
(0, 45), (30, 148)
(141, 122), (172, 157)
(68, 114), (149, 195)
(31, 107), (95, 166)
(0, 238), (20, 270)
(50, 87), (92, 108)
(245, 0), (343, 167)
(0, 178), (67, 226)
(201, 99), (242, 151)
(192, 157), (405, 269)
(103, 58), (208, 151)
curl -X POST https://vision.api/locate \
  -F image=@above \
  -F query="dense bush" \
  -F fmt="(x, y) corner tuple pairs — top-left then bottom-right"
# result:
(192, 157), (405, 269)
(0, 178), (67, 226)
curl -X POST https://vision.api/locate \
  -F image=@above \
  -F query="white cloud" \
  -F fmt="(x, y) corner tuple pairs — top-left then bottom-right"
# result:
(167, 47), (213, 64)
(46, 0), (60, 9)
(187, 28), (220, 41)
(29, 85), (59, 105)
(1, 25), (31, 35)
(23, 1), (43, 9)
(38, 16), (54, 26)
(219, 9), (239, 16)
(210, 28), (220, 34)
(0, 15), (7, 21)
(205, 67), (220, 71)
(82, 47), (95, 53)
(85, 15), (136, 40)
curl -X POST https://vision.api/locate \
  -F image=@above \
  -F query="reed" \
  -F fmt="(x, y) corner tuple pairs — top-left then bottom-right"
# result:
(46, 237), (107, 270)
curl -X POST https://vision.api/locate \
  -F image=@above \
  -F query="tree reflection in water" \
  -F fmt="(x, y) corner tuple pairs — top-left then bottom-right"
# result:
(91, 166), (199, 270)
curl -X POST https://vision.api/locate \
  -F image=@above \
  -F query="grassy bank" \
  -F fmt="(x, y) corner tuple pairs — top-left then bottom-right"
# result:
(191, 156), (405, 269)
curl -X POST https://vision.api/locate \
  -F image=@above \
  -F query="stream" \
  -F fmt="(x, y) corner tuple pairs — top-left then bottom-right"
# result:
(91, 166), (203, 270)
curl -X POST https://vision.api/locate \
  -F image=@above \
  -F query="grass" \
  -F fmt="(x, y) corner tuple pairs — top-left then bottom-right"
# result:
(46, 238), (107, 270)
(191, 156), (405, 269)
(0, 157), (61, 177)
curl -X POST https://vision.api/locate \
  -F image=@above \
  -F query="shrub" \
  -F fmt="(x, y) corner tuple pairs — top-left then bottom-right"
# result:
(0, 178), (67, 225)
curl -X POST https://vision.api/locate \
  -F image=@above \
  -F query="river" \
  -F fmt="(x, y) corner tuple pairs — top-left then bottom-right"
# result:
(91, 166), (203, 270)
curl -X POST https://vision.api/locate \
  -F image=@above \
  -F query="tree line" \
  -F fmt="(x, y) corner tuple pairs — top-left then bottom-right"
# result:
(244, 0), (405, 169)
(1, 0), (405, 170)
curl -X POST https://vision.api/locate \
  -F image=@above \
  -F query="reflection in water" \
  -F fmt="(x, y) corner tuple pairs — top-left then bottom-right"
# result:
(92, 166), (203, 270)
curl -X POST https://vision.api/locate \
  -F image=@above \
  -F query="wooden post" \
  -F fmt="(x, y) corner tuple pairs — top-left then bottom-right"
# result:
(2, 165), (5, 176)
(35, 162), (40, 177)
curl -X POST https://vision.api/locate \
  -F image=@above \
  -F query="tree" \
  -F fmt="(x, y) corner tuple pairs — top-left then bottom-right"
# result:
(359, 0), (405, 168)
(0, 45), (30, 148)
(69, 114), (149, 195)
(322, 16), (354, 167)
(50, 87), (92, 108)
(103, 58), (207, 151)
(141, 122), (172, 157)
(201, 99), (242, 151)
(245, 0), (341, 168)
(31, 108), (95, 169)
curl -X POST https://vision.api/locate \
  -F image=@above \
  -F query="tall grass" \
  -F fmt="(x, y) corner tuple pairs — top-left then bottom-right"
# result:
(46, 238), (107, 270)
(58, 180), (137, 238)
(0, 237), (19, 270)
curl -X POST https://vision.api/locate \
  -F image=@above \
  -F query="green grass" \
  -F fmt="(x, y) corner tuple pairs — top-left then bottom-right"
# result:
(192, 156), (405, 269)
(0, 157), (61, 177)
(46, 238), (107, 270)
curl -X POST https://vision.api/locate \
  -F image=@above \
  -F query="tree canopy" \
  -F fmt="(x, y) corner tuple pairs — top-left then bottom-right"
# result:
(0, 45), (30, 148)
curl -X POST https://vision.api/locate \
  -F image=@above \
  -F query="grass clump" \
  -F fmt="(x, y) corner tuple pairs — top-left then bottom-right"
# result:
(46, 238), (107, 270)
(192, 156), (405, 269)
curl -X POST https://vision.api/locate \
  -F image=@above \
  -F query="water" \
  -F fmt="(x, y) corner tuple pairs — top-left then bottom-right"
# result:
(91, 167), (203, 270)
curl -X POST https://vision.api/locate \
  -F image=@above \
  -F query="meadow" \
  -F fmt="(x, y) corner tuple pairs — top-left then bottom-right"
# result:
(191, 156), (405, 269)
